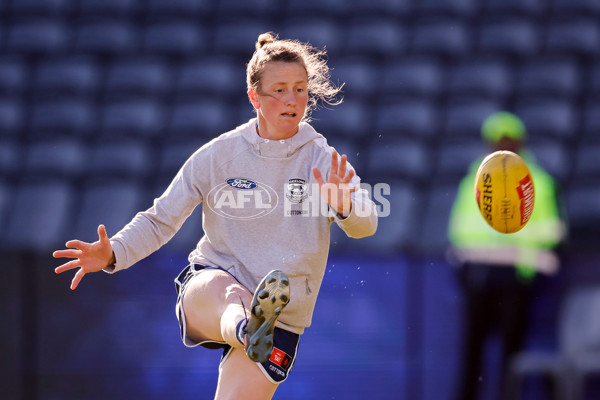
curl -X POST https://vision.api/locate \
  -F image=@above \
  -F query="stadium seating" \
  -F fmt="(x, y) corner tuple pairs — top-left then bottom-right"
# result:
(283, 19), (343, 56)
(374, 99), (439, 141)
(550, 0), (600, 16)
(514, 56), (582, 100)
(415, 0), (478, 18)
(33, 56), (100, 99)
(6, 19), (70, 54)
(527, 141), (572, 184)
(436, 141), (487, 183)
(87, 140), (152, 181)
(78, 0), (142, 17)
(380, 56), (444, 100)
(417, 183), (459, 254)
(581, 101), (600, 143)
(366, 139), (432, 182)
(143, 21), (206, 57)
(146, 0), (213, 18)
(310, 98), (370, 140)
(100, 99), (165, 140)
(29, 98), (95, 139)
(175, 57), (244, 100)
(344, 18), (407, 59)
(410, 18), (471, 59)
(0, 98), (25, 139)
(329, 57), (378, 98)
(23, 139), (87, 180)
(346, 0), (411, 18)
(167, 99), (229, 140)
(2, 179), (74, 251)
(105, 57), (173, 98)
(445, 57), (512, 100)
(443, 98), (502, 140)
(73, 180), (145, 243)
(515, 98), (578, 142)
(0, 57), (29, 94)
(74, 19), (138, 54)
(545, 17), (600, 58)
(477, 17), (540, 59)
(482, 0), (546, 17)
(0, 139), (20, 179)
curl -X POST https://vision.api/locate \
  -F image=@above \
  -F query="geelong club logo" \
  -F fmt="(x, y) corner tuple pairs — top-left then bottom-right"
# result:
(206, 178), (279, 220)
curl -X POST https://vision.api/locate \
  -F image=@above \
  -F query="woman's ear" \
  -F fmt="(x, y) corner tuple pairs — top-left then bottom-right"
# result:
(248, 88), (260, 109)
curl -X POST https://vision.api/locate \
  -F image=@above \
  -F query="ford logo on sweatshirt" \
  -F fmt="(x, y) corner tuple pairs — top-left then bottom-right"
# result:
(206, 178), (279, 220)
(226, 178), (257, 190)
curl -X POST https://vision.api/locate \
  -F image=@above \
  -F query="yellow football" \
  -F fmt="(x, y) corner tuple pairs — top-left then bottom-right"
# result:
(474, 150), (535, 234)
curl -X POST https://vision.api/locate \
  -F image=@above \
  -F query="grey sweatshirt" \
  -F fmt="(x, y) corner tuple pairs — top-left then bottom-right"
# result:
(107, 119), (378, 334)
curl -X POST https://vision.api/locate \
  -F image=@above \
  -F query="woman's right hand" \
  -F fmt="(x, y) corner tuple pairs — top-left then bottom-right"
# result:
(53, 224), (116, 290)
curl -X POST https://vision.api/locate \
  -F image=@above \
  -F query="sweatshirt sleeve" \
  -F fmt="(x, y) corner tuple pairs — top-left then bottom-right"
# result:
(333, 178), (378, 239)
(105, 148), (207, 273)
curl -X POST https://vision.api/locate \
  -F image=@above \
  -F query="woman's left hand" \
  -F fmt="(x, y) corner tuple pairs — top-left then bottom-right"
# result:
(312, 151), (358, 218)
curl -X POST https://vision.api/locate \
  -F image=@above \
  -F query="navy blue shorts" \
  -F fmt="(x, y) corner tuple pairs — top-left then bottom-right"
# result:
(174, 264), (300, 383)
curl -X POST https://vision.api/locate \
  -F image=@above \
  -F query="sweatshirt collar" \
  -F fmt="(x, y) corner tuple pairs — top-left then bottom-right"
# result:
(241, 118), (321, 158)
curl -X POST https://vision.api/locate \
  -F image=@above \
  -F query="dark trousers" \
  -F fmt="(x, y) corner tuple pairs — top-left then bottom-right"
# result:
(454, 264), (534, 400)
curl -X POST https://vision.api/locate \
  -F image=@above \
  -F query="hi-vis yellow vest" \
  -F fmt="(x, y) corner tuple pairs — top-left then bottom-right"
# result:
(448, 151), (567, 277)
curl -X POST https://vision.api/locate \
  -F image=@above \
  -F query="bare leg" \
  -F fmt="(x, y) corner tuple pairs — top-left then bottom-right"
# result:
(182, 269), (251, 347)
(214, 348), (278, 400)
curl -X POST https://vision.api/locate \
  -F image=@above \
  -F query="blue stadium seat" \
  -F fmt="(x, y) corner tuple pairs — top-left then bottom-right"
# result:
(573, 144), (600, 182)
(329, 58), (378, 98)
(345, 18), (407, 59)
(285, 0), (346, 18)
(436, 141), (487, 183)
(482, 0), (545, 17)
(0, 57), (29, 94)
(515, 98), (578, 142)
(366, 139), (432, 181)
(545, 17), (600, 58)
(477, 17), (540, 59)
(163, 202), (204, 252)
(309, 98), (370, 139)
(157, 140), (205, 183)
(550, 0), (600, 17)
(73, 180), (144, 243)
(346, 0), (411, 18)
(6, 19), (69, 54)
(23, 139), (87, 180)
(213, 21), (274, 58)
(527, 141), (571, 183)
(0, 140), (21, 178)
(29, 99), (95, 138)
(582, 101), (600, 143)
(168, 100), (229, 139)
(443, 98), (501, 140)
(416, 0), (478, 18)
(176, 57), (243, 99)
(10, 0), (72, 15)
(0, 181), (11, 241)
(79, 0), (142, 17)
(34, 56), (100, 98)
(446, 57), (512, 100)
(0, 98), (25, 139)
(380, 56), (443, 99)
(147, 0), (212, 17)
(75, 20), (138, 55)
(410, 18), (471, 58)
(515, 56), (581, 100)
(566, 184), (600, 231)
(101, 100), (166, 140)
(216, 0), (281, 18)
(283, 19), (343, 56)
(2, 180), (74, 251)
(374, 100), (439, 141)
(105, 57), (173, 98)
(143, 22), (206, 57)
(87, 141), (151, 180)
(417, 184), (458, 254)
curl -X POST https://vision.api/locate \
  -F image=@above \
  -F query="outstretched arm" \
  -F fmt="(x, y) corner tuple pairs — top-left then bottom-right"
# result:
(312, 151), (358, 218)
(53, 224), (115, 290)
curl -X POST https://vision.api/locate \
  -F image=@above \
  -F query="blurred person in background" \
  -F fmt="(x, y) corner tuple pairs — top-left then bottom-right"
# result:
(53, 32), (377, 400)
(447, 111), (568, 400)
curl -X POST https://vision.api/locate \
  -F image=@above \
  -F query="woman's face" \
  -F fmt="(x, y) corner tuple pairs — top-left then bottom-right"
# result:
(248, 61), (309, 140)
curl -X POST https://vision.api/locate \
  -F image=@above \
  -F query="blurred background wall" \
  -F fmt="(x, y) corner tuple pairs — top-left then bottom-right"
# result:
(1, 0), (600, 399)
